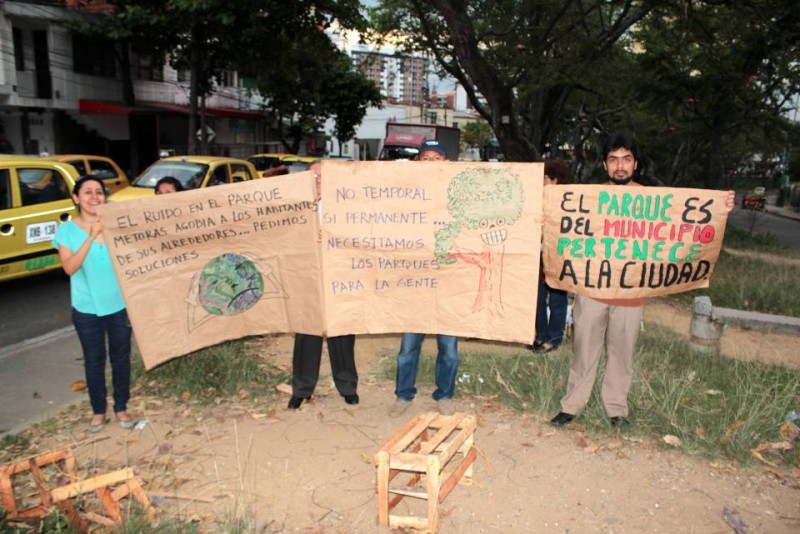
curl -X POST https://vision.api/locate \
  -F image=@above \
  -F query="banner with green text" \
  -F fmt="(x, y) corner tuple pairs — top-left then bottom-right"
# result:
(542, 185), (730, 299)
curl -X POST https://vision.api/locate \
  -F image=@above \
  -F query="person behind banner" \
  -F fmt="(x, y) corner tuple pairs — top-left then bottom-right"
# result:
(389, 140), (459, 418)
(532, 159), (572, 353)
(155, 176), (183, 194)
(53, 176), (135, 433)
(550, 133), (735, 431)
(288, 161), (359, 409)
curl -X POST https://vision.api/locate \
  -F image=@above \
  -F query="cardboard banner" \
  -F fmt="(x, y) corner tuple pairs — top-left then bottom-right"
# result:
(320, 161), (542, 344)
(542, 185), (729, 299)
(99, 173), (324, 369)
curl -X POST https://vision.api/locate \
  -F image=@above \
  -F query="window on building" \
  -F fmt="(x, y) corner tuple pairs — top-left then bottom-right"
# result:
(72, 35), (116, 77)
(13, 28), (25, 71)
(131, 50), (164, 81)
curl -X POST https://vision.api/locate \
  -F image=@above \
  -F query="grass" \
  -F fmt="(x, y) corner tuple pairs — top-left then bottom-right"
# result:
(384, 323), (800, 467)
(722, 224), (800, 258)
(131, 336), (290, 402)
(675, 250), (800, 316)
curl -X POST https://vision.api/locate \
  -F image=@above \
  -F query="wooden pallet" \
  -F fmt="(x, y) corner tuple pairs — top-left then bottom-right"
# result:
(0, 448), (153, 531)
(375, 412), (477, 532)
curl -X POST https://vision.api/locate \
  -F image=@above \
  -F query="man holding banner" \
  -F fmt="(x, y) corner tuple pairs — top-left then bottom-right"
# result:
(389, 140), (460, 418)
(549, 132), (734, 430)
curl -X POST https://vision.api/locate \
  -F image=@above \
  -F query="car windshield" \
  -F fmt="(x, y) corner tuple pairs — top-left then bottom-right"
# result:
(247, 156), (283, 171)
(380, 147), (419, 161)
(287, 162), (313, 173)
(132, 161), (209, 190)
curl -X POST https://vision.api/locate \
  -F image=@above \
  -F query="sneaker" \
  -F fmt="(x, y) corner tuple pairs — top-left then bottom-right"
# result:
(389, 399), (412, 418)
(437, 398), (455, 416)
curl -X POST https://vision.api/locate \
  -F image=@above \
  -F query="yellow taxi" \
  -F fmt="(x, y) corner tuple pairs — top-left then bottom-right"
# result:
(42, 154), (129, 194)
(246, 153), (298, 178)
(0, 158), (80, 282)
(110, 156), (259, 202)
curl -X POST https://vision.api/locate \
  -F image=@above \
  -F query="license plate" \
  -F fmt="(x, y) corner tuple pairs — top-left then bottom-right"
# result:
(26, 221), (57, 244)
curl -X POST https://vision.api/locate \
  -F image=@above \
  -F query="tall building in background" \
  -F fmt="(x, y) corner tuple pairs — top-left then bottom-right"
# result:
(351, 50), (429, 106)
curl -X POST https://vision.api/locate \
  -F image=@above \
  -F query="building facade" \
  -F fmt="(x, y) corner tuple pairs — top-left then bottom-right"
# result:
(0, 0), (272, 176)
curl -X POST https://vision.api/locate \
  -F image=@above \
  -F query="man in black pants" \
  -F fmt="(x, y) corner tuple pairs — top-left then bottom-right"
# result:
(289, 334), (358, 408)
(288, 161), (358, 409)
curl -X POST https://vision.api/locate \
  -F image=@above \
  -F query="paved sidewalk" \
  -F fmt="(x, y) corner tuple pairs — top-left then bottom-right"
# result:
(0, 328), (86, 435)
(764, 203), (800, 221)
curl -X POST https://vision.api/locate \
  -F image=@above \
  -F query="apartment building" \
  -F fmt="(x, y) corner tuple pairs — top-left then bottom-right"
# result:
(0, 0), (270, 176)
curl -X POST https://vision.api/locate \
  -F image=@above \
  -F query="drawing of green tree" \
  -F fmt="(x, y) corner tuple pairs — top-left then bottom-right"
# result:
(435, 168), (525, 316)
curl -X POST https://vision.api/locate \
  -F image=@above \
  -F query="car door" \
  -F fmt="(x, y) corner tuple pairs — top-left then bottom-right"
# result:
(0, 163), (76, 281)
(230, 163), (252, 183)
(205, 162), (231, 187)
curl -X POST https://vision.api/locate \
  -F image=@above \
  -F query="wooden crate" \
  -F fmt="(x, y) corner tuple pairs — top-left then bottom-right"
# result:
(375, 412), (477, 532)
(0, 448), (153, 532)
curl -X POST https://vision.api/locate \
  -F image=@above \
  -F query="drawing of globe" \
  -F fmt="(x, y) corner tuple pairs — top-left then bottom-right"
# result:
(197, 253), (264, 316)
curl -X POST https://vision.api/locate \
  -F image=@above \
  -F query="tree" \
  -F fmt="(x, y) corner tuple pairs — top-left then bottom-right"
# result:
(461, 120), (493, 148)
(631, 0), (800, 188)
(371, 0), (657, 161)
(238, 28), (382, 153)
(75, 0), (372, 154)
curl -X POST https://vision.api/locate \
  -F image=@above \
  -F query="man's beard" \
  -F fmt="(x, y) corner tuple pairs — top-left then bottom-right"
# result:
(609, 176), (633, 185)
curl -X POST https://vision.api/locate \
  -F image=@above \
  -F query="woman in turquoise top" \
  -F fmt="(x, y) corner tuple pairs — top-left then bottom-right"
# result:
(53, 176), (135, 433)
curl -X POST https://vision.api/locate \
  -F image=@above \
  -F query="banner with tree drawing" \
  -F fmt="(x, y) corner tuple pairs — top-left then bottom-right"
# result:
(541, 185), (730, 299)
(319, 161), (542, 344)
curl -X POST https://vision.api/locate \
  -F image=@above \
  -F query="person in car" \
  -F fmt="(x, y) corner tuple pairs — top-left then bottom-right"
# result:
(155, 176), (183, 194)
(53, 176), (135, 433)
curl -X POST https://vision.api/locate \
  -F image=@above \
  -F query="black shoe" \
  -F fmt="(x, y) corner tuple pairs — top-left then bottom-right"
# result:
(610, 416), (630, 431)
(343, 394), (359, 405)
(287, 396), (308, 409)
(550, 412), (575, 427)
(530, 341), (545, 352)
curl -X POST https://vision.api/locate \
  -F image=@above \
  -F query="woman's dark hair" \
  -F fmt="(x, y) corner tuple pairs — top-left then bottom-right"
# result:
(603, 131), (639, 161)
(544, 159), (572, 185)
(155, 176), (184, 192)
(72, 175), (106, 196)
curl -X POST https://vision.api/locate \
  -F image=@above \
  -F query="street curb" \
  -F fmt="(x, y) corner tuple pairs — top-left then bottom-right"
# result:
(715, 307), (800, 336)
(0, 326), (75, 360)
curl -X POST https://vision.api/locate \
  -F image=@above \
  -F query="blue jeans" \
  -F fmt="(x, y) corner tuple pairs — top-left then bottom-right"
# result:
(535, 279), (568, 347)
(72, 308), (132, 415)
(395, 333), (458, 401)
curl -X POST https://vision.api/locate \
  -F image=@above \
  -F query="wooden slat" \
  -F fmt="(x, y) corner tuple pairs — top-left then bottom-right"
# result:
(1, 450), (72, 476)
(439, 447), (477, 503)
(418, 414), (465, 455)
(387, 413), (439, 454)
(50, 468), (135, 503)
(376, 450), (390, 527)
(378, 413), (426, 454)
(426, 455), (441, 533)
(389, 514), (430, 530)
(387, 488), (428, 500)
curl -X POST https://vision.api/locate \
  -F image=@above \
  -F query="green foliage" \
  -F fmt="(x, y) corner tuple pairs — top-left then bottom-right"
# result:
(721, 225), (798, 257)
(461, 120), (494, 148)
(133, 338), (289, 401)
(446, 168), (525, 228)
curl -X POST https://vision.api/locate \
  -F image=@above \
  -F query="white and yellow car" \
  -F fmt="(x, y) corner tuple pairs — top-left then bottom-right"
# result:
(0, 157), (80, 282)
(111, 156), (259, 202)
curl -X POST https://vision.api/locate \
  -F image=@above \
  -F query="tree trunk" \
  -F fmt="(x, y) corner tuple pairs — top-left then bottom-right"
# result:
(188, 24), (201, 155)
(705, 113), (725, 189)
(200, 93), (207, 154)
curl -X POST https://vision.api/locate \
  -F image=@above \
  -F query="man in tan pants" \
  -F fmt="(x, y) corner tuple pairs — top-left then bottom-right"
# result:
(549, 132), (734, 430)
(550, 132), (645, 431)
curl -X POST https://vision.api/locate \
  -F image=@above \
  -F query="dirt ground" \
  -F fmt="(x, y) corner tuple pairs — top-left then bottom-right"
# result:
(8, 299), (800, 533)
